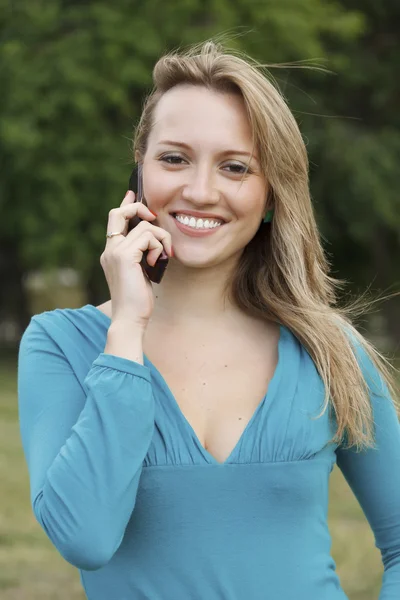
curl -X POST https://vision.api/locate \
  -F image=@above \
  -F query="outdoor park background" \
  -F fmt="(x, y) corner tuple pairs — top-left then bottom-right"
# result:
(0, 1), (399, 598)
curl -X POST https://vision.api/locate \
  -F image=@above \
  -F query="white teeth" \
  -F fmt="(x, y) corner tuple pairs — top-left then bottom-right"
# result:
(174, 214), (223, 229)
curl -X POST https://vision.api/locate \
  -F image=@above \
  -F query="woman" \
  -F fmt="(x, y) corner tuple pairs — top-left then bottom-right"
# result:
(18, 40), (400, 599)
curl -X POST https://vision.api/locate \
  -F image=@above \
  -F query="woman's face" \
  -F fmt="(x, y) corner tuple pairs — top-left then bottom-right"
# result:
(142, 84), (268, 268)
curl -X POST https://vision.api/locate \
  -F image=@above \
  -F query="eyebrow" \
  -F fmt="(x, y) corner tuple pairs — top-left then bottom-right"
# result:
(157, 140), (260, 163)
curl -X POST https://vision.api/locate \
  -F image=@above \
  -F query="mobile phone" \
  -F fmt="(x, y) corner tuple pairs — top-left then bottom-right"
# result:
(127, 164), (169, 284)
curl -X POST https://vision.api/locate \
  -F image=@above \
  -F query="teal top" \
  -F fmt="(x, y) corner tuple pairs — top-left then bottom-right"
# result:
(17, 304), (400, 600)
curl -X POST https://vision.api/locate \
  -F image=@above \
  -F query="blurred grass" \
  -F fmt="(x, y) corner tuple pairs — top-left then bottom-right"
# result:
(1, 356), (395, 600)
(0, 357), (86, 600)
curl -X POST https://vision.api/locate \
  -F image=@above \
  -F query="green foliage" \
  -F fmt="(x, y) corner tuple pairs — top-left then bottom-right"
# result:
(295, 1), (400, 293)
(0, 0), (398, 322)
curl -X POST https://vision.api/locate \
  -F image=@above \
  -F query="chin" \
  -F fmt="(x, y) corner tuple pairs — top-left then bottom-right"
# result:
(175, 255), (217, 268)
(173, 246), (240, 270)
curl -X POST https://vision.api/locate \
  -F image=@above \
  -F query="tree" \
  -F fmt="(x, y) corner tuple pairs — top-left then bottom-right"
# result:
(296, 0), (400, 339)
(3, 0), (396, 341)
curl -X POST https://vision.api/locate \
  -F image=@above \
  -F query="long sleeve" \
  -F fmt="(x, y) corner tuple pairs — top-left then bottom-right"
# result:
(17, 316), (155, 571)
(335, 342), (400, 599)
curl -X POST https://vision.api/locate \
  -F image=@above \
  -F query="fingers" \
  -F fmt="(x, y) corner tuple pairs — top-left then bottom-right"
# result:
(105, 201), (157, 247)
(105, 220), (173, 266)
(134, 222), (173, 261)
(102, 223), (171, 271)
(120, 190), (134, 207)
(131, 230), (165, 267)
(125, 221), (173, 260)
(104, 189), (173, 265)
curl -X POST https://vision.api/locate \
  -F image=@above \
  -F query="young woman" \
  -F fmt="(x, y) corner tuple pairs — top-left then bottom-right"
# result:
(18, 40), (400, 599)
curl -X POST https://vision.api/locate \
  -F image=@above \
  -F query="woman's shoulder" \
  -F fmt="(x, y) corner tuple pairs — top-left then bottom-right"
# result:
(21, 303), (110, 348)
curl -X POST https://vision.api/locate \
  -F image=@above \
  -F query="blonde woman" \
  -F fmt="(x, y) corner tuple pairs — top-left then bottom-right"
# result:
(18, 40), (400, 599)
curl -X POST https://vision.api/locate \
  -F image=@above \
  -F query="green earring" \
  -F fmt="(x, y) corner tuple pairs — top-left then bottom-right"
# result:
(263, 209), (274, 223)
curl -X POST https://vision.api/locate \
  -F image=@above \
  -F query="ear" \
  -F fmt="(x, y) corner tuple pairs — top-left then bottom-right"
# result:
(265, 186), (275, 212)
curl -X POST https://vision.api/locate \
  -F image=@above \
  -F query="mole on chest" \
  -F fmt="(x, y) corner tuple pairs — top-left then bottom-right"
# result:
(143, 321), (280, 462)
(159, 359), (273, 462)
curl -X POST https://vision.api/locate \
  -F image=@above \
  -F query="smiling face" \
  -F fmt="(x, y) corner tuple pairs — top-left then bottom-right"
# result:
(141, 84), (268, 268)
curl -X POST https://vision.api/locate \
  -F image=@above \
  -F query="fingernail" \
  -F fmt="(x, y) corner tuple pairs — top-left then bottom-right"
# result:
(149, 209), (158, 217)
(124, 190), (130, 198)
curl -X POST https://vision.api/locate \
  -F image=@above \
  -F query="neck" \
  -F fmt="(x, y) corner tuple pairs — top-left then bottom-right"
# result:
(150, 256), (242, 327)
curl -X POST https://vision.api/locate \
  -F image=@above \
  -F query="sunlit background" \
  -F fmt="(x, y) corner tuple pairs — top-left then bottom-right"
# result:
(1, 1), (399, 598)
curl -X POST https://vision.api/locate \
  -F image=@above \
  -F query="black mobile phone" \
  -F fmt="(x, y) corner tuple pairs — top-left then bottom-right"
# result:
(127, 164), (169, 284)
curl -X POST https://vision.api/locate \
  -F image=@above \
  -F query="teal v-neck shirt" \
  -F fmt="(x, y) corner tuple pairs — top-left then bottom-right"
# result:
(17, 305), (400, 599)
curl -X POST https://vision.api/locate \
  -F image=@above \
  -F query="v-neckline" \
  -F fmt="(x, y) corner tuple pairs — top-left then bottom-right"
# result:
(84, 303), (286, 466)
(146, 326), (286, 465)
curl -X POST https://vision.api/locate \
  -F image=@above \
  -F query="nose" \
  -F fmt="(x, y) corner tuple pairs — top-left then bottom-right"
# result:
(181, 164), (220, 205)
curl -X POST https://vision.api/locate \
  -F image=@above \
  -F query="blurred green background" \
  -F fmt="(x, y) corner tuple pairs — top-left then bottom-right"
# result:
(0, 1), (399, 598)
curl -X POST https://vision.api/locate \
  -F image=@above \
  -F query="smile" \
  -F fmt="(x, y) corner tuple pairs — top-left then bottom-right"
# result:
(173, 214), (223, 229)
(171, 214), (225, 237)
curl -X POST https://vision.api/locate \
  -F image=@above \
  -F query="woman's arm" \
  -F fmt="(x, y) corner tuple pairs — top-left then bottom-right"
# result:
(335, 343), (400, 599)
(17, 316), (155, 571)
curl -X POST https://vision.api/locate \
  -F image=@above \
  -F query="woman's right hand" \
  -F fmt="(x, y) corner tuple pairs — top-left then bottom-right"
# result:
(100, 190), (173, 330)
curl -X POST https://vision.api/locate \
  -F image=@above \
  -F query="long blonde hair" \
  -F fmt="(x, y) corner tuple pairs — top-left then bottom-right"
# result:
(133, 39), (399, 451)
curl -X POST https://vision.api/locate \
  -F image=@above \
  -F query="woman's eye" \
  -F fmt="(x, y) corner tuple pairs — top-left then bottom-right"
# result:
(224, 163), (251, 175)
(160, 154), (184, 165)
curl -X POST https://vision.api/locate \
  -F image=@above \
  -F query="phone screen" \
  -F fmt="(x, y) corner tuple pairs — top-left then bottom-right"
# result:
(127, 164), (169, 284)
